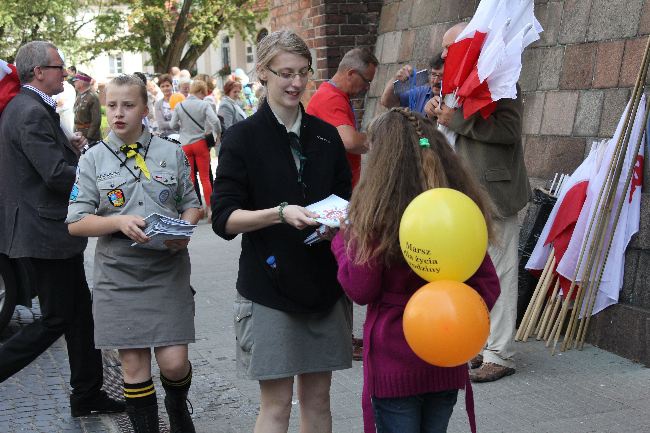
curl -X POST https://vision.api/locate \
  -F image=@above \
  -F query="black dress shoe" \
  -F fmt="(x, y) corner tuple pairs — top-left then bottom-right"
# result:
(70, 390), (126, 417)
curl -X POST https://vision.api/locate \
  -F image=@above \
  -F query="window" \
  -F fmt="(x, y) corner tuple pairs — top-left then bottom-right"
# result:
(221, 36), (230, 69)
(246, 45), (254, 64)
(108, 54), (123, 75)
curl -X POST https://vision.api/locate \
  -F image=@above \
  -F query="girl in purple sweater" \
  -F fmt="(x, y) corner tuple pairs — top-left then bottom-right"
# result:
(331, 108), (501, 433)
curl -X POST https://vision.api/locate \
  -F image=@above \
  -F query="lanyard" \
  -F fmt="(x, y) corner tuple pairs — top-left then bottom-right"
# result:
(327, 80), (357, 126)
(102, 134), (153, 182)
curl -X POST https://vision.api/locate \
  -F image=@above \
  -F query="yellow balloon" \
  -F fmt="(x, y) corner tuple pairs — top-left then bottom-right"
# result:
(399, 188), (487, 282)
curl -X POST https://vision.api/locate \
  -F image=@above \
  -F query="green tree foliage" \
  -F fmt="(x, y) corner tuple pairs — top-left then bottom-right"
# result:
(1, 0), (266, 73)
(0, 0), (87, 63)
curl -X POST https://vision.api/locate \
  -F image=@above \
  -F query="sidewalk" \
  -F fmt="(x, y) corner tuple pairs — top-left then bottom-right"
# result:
(2, 220), (649, 432)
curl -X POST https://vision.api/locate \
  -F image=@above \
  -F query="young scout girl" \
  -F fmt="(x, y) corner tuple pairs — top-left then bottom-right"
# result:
(66, 75), (202, 433)
(330, 108), (502, 433)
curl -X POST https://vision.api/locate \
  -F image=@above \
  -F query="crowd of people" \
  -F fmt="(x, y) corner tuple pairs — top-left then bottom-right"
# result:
(0, 21), (530, 433)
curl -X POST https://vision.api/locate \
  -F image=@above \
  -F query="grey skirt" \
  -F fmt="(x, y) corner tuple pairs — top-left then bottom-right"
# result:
(92, 236), (195, 349)
(234, 293), (353, 380)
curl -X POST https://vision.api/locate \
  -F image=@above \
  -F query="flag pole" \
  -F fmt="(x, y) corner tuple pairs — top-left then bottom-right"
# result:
(523, 263), (556, 341)
(515, 247), (554, 341)
(559, 34), (650, 352)
(542, 289), (562, 341)
(576, 95), (650, 349)
(536, 278), (560, 339)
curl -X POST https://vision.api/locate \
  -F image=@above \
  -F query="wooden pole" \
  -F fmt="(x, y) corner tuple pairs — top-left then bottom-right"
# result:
(560, 35), (650, 352)
(523, 259), (556, 341)
(542, 289), (562, 342)
(537, 278), (561, 340)
(576, 95), (650, 349)
(515, 248), (554, 341)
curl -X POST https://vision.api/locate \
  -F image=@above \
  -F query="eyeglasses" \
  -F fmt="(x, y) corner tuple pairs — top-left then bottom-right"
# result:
(353, 70), (373, 85)
(267, 66), (313, 81)
(37, 65), (66, 71)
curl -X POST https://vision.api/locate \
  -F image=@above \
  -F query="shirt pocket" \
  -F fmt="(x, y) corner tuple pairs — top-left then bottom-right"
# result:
(151, 170), (179, 207)
(98, 176), (128, 210)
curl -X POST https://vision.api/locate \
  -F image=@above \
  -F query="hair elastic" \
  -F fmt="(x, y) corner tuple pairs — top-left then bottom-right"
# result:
(419, 137), (430, 148)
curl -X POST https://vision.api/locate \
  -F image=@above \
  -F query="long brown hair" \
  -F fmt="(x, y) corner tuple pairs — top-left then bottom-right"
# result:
(346, 108), (495, 266)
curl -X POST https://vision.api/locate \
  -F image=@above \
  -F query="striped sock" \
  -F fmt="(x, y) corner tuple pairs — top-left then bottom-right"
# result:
(124, 379), (157, 408)
(161, 363), (192, 394)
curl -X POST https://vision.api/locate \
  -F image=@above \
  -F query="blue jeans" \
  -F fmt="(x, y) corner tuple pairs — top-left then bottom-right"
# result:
(372, 390), (459, 433)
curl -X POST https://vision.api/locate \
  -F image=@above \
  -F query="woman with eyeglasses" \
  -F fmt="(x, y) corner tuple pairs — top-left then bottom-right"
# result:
(211, 30), (352, 433)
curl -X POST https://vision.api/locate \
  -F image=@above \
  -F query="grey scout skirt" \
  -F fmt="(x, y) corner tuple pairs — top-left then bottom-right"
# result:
(234, 293), (353, 380)
(92, 236), (195, 349)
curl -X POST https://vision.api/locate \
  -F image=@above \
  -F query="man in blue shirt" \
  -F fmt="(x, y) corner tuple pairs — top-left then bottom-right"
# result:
(380, 53), (443, 117)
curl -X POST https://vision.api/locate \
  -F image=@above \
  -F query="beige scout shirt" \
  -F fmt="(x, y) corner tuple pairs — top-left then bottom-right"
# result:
(66, 129), (200, 223)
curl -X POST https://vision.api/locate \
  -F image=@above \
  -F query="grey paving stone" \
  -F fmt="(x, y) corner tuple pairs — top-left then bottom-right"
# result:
(4, 219), (650, 433)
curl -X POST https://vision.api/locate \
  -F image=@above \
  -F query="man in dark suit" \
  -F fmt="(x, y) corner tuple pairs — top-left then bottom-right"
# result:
(0, 41), (124, 417)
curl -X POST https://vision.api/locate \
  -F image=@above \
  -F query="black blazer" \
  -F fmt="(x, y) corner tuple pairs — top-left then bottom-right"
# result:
(211, 100), (352, 313)
(0, 88), (87, 259)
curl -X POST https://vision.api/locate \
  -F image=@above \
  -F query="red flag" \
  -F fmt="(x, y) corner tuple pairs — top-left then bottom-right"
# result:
(0, 62), (20, 116)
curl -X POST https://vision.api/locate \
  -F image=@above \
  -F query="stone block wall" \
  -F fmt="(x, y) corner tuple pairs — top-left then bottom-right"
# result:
(365, 0), (650, 181)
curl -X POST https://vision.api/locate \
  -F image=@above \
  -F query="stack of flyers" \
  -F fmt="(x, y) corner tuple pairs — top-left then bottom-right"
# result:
(304, 194), (348, 245)
(131, 213), (197, 250)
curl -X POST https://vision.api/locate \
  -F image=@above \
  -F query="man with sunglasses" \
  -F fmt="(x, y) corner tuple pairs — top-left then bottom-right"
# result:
(306, 47), (378, 188)
(0, 41), (125, 417)
(379, 52), (444, 118)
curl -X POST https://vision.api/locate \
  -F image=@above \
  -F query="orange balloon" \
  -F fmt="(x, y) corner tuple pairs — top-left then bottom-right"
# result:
(403, 280), (490, 367)
(169, 92), (185, 109)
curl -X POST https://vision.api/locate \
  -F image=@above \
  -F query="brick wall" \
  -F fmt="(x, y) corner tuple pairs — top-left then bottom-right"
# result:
(266, 0), (383, 125)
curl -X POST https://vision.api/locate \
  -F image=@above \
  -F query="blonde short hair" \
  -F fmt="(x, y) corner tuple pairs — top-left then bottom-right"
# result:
(190, 79), (207, 95)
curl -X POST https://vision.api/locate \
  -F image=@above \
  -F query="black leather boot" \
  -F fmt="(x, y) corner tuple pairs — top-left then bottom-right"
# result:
(164, 390), (196, 433)
(126, 403), (160, 433)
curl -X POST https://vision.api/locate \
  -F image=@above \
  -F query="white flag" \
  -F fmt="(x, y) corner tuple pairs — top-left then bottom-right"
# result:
(555, 95), (645, 315)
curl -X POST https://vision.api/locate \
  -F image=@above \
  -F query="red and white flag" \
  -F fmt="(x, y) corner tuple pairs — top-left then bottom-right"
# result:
(0, 59), (20, 115)
(442, 0), (543, 119)
(529, 95), (646, 316)
(525, 142), (599, 297)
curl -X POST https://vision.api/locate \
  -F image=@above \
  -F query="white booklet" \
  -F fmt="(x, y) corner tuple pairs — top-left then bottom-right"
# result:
(131, 212), (196, 250)
(304, 194), (348, 245)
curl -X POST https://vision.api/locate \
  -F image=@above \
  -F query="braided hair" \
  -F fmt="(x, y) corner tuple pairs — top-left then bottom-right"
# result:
(345, 108), (495, 266)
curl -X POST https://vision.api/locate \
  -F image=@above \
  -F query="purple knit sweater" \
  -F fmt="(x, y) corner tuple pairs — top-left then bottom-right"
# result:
(331, 232), (500, 433)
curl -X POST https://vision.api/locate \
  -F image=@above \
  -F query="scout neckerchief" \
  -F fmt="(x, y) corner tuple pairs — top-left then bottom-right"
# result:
(120, 142), (151, 180)
(102, 133), (153, 182)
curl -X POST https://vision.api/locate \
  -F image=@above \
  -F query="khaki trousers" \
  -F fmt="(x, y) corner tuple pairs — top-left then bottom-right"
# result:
(482, 215), (519, 369)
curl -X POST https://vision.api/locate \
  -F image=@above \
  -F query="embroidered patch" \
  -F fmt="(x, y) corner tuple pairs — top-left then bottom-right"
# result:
(69, 184), (79, 202)
(159, 189), (170, 204)
(107, 189), (126, 207)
